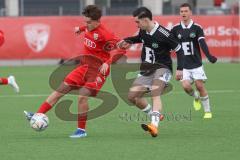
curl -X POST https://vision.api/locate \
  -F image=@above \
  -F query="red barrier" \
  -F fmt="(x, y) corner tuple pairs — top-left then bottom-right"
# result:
(0, 16), (239, 60)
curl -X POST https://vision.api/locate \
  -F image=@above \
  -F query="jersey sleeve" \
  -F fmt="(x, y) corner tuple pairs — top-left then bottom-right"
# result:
(166, 35), (184, 70)
(196, 26), (205, 41)
(158, 28), (183, 70)
(101, 29), (120, 51)
(77, 26), (86, 32)
(124, 30), (142, 44)
(170, 26), (178, 40)
(163, 33), (181, 52)
(102, 30), (126, 65)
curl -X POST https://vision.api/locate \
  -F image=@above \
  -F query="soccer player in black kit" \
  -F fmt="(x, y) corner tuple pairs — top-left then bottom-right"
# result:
(118, 7), (184, 137)
(171, 3), (217, 119)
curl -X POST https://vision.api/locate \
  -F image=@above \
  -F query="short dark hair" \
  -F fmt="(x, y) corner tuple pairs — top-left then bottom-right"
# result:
(132, 7), (152, 20)
(180, 3), (192, 11)
(82, 5), (102, 21)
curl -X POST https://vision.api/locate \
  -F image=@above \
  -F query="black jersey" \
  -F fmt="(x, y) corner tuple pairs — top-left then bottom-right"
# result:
(124, 22), (182, 75)
(171, 20), (205, 69)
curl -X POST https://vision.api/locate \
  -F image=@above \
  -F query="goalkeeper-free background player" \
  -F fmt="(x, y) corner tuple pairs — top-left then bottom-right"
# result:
(119, 7), (184, 137)
(0, 30), (20, 93)
(171, 3), (217, 119)
(24, 5), (125, 138)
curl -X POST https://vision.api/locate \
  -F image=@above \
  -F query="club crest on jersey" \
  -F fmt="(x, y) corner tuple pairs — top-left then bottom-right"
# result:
(152, 43), (158, 48)
(93, 33), (99, 40)
(190, 32), (196, 38)
(24, 23), (50, 53)
(177, 34), (182, 39)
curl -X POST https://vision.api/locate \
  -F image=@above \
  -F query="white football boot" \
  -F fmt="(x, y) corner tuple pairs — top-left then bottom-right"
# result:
(8, 75), (20, 93)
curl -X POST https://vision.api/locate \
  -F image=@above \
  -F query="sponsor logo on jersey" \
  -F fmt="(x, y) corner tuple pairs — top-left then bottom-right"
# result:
(84, 38), (96, 48)
(93, 33), (99, 40)
(190, 32), (196, 38)
(152, 43), (158, 48)
(24, 23), (50, 53)
(177, 34), (182, 39)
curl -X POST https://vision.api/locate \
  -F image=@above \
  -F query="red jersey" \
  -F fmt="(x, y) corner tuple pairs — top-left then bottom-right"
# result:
(64, 24), (125, 95)
(79, 24), (121, 66)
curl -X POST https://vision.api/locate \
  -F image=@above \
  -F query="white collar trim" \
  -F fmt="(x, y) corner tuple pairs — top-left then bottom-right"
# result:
(181, 19), (193, 29)
(146, 22), (159, 35)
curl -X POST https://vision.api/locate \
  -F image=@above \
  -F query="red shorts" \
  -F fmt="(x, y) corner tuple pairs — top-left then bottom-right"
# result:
(64, 64), (109, 96)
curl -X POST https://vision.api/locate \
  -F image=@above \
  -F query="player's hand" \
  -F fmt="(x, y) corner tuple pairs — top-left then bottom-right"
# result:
(99, 63), (109, 76)
(117, 40), (132, 50)
(208, 55), (217, 63)
(74, 26), (81, 35)
(175, 70), (183, 81)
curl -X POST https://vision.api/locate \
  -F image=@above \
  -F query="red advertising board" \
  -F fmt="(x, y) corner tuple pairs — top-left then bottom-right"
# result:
(0, 16), (239, 60)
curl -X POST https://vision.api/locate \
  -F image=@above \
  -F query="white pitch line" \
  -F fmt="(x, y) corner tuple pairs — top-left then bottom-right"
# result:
(0, 89), (239, 98)
(172, 89), (240, 94)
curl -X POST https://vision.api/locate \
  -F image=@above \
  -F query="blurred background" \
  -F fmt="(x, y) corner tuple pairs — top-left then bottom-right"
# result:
(0, 0), (239, 16)
(0, 0), (239, 65)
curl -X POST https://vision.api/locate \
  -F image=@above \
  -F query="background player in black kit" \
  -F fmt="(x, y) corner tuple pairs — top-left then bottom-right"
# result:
(171, 3), (217, 119)
(118, 7), (184, 137)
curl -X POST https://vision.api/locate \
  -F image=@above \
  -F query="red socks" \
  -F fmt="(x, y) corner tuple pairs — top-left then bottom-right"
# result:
(0, 78), (8, 85)
(37, 101), (87, 130)
(78, 113), (87, 130)
(37, 102), (52, 113)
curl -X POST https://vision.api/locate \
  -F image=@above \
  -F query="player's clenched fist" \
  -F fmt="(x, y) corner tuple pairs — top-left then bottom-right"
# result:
(74, 26), (86, 35)
(175, 70), (183, 81)
(208, 55), (217, 64)
(74, 26), (81, 35)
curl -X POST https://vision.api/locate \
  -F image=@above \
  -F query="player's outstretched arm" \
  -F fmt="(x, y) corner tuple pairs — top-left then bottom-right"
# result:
(118, 30), (142, 49)
(199, 38), (217, 63)
(117, 40), (132, 50)
(74, 26), (86, 35)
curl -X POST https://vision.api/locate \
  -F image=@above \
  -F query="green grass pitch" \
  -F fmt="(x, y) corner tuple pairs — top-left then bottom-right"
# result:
(0, 63), (240, 160)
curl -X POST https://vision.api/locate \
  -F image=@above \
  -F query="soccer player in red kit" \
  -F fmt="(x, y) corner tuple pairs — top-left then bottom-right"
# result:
(0, 30), (20, 93)
(24, 5), (125, 138)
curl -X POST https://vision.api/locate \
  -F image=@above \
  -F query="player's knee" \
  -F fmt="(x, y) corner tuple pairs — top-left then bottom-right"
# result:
(195, 83), (205, 92)
(182, 81), (191, 90)
(78, 96), (88, 104)
(128, 92), (136, 104)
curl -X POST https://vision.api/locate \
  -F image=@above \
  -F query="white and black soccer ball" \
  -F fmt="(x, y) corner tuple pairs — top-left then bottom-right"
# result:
(30, 113), (49, 131)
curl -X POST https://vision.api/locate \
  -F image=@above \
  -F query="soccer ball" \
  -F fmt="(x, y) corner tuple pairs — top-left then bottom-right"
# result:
(30, 113), (49, 131)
